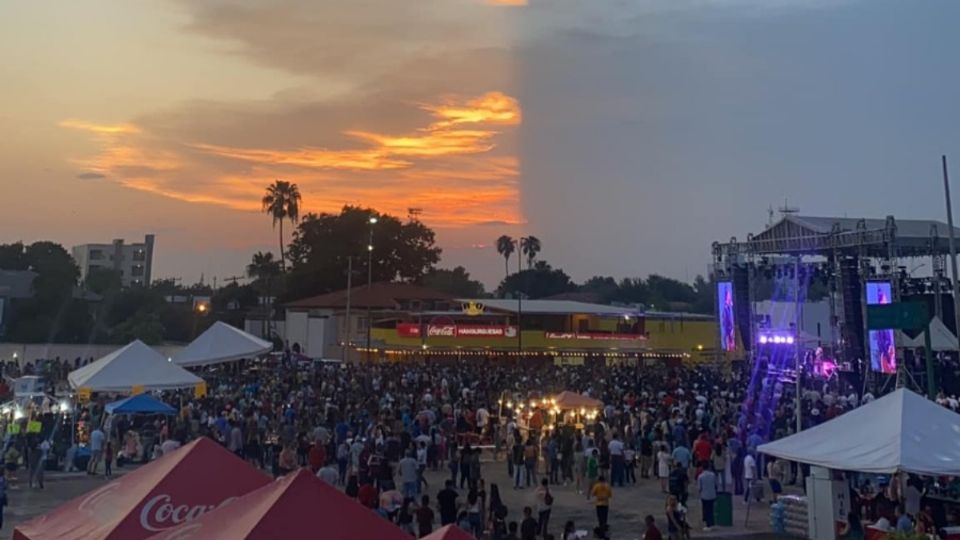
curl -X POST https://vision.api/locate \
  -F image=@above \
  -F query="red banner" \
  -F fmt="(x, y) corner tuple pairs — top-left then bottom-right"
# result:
(545, 332), (645, 341)
(399, 324), (518, 338)
(396, 323), (421, 337)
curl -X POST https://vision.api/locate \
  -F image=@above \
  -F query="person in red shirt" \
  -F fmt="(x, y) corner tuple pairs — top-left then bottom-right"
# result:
(642, 515), (663, 540)
(358, 481), (379, 509)
(693, 433), (712, 467)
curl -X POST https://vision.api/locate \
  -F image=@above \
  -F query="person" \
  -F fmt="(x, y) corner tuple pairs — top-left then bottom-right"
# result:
(742, 452), (757, 503)
(671, 441), (692, 471)
(524, 438), (538, 487)
(536, 477), (553, 537)
(345, 474), (360, 499)
(669, 462), (689, 507)
(437, 480), (459, 526)
(657, 444), (671, 493)
(520, 506), (539, 540)
(505, 521), (520, 540)
(643, 515), (664, 540)
(467, 489), (483, 537)
(417, 495), (435, 538)
(665, 495), (688, 540)
(399, 451), (419, 500)
(30, 439), (50, 489)
(278, 444), (297, 476)
(608, 433), (624, 487)
(562, 521), (577, 540)
(317, 460), (339, 485)
(838, 511), (864, 540)
(904, 476), (923, 518)
(104, 438), (114, 479)
(591, 475), (612, 530)
(586, 448), (600, 500)
(160, 437), (181, 456)
(228, 421), (243, 458)
(513, 437), (526, 489)
(0, 469), (7, 530)
(697, 465), (718, 531)
(895, 505), (913, 533)
(398, 497), (416, 535)
(88, 427), (105, 475)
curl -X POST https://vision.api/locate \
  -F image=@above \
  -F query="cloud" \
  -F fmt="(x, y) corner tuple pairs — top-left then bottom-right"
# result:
(60, 92), (522, 227)
(76, 172), (106, 180)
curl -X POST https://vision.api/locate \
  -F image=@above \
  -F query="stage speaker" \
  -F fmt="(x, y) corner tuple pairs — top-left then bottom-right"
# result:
(732, 265), (752, 351)
(838, 258), (864, 364)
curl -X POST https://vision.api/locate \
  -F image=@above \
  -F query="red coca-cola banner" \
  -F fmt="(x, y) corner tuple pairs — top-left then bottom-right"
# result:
(545, 332), (646, 341)
(397, 324), (517, 338)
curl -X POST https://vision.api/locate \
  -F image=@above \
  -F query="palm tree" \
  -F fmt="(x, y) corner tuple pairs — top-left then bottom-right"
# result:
(247, 251), (281, 338)
(520, 236), (541, 269)
(496, 235), (515, 279)
(261, 180), (302, 272)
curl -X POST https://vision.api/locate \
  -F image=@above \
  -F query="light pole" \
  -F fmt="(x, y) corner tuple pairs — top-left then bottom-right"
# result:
(366, 216), (377, 358)
(516, 237), (527, 355)
(344, 256), (352, 363)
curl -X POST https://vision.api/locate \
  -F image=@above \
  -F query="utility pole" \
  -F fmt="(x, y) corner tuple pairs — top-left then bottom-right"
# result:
(517, 237), (524, 354)
(366, 217), (377, 359)
(942, 155), (959, 393)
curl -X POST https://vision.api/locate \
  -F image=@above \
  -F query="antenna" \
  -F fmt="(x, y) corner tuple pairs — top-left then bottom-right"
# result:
(222, 275), (244, 285)
(779, 198), (799, 217)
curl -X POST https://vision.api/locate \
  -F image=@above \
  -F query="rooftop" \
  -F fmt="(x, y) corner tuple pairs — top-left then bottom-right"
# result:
(286, 282), (454, 310)
(459, 298), (642, 316)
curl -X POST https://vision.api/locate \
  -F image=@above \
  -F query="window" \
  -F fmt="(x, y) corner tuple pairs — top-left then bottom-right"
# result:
(89, 249), (103, 260)
(131, 265), (144, 277)
(132, 249), (146, 262)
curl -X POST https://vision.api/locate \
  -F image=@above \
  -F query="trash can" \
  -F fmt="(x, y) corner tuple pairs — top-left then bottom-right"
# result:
(714, 492), (733, 527)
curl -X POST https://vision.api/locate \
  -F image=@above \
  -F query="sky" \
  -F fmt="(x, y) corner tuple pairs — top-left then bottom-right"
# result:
(3, 0), (960, 289)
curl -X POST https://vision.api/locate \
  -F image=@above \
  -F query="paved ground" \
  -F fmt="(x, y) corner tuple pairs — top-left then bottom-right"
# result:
(2, 459), (797, 539)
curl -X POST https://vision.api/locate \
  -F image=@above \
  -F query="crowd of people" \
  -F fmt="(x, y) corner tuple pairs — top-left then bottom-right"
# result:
(3, 352), (955, 538)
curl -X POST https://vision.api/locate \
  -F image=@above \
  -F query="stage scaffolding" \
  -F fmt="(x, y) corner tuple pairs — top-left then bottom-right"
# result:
(711, 214), (959, 393)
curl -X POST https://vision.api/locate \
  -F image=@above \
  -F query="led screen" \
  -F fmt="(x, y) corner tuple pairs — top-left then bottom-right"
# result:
(866, 282), (896, 374)
(718, 281), (736, 352)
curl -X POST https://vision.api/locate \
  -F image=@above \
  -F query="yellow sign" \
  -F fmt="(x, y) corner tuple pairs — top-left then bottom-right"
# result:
(26, 420), (41, 434)
(78, 387), (92, 403)
(131, 385), (145, 395)
(463, 301), (485, 316)
(194, 382), (207, 399)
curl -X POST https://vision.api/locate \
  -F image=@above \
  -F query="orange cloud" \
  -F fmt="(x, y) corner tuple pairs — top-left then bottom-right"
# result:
(485, 0), (528, 5)
(60, 92), (523, 228)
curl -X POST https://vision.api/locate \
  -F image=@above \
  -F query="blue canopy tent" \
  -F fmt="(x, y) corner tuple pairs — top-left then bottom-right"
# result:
(105, 394), (177, 415)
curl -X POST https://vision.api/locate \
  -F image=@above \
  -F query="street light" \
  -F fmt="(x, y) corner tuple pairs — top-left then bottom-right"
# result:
(366, 215), (377, 357)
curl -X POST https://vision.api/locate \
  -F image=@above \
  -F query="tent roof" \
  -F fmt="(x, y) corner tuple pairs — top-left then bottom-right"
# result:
(758, 389), (960, 476)
(13, 438), (270, 540)
(903, 316), (959, 351)
(146, 469), (410, 540)
(68, 341), (202, 393)
(173, 322), (272, 367)
(424, 525), (476, 540)
(105, 394), (177, 416)
(553, 391), (603, 410)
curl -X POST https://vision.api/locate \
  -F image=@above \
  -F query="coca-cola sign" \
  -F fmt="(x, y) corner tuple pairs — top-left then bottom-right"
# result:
(139, 494), (237, 532)
(427, 324), (457, 337)
(396, 323), (421, 337)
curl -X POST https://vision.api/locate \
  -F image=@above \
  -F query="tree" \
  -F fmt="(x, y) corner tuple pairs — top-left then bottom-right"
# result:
(85, 268), (122, 295)
(0, 242), (28, 270)
(691, 275), (714, 314)
(520, 236), (541, 269)
(284, 206), (441, 300)
(246, 251), (282, 296)
(497, 260), (576, 299)
(495, 235), (515, 279)
(419, 266), (486, 298)
(261, 180), (302, 272)
(580, 276), (620, 303)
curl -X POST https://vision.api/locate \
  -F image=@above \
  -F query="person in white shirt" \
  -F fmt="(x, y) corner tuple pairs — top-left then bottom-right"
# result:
(88, 428), (105, 475)
(317, 462), (339, 485)
(743, 453), (757, 503)
(160, 438), (181, 456)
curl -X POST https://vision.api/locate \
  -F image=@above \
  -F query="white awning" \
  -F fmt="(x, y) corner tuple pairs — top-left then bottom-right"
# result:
(902, 316), (959, 352)
(759, 388), (960, 476)
(173, 321), (272, 367)
(68, 340), (202, 392)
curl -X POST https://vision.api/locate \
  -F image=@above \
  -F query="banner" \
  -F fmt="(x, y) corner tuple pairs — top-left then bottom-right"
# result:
(545, 332), (645, 341)
(397, 323), (421, 337)
(426, 325), (516, 338)
(27, 420), (42, 434)
(78, 387), (92, 402)
(194, 382), (207, 399)
(131, 385), (146, 395)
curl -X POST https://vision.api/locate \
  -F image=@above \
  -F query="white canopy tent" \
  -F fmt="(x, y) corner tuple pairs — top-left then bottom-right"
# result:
(173, 321), (273, 367)
(901, 316), (959, 352)
(758, 388), (960, 476)
(68, 340), (202, 392)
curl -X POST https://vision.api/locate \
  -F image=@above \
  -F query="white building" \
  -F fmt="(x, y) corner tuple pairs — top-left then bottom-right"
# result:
(72, 234), (155, 288)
